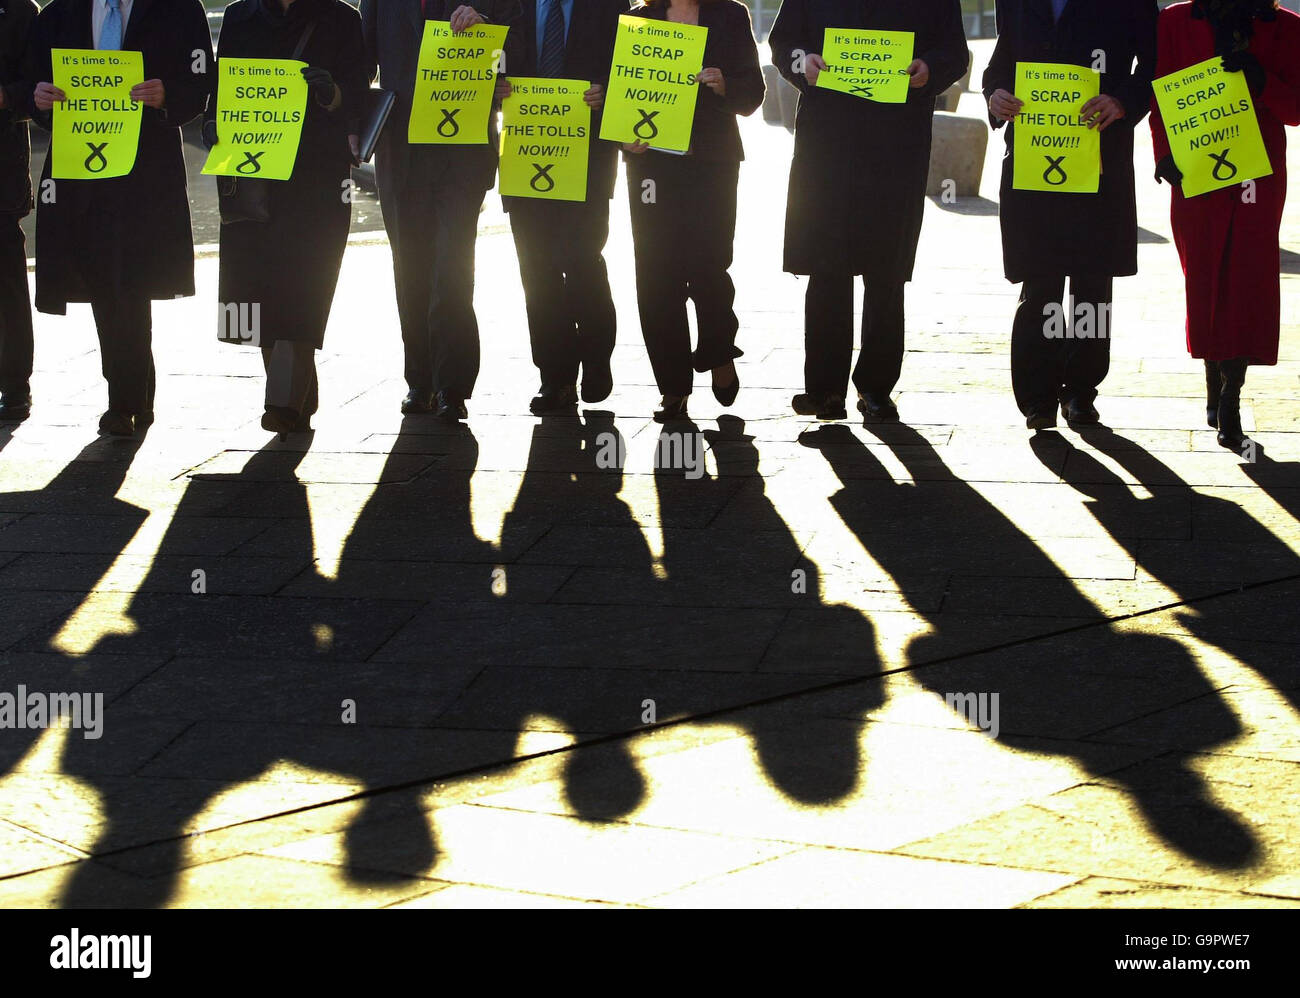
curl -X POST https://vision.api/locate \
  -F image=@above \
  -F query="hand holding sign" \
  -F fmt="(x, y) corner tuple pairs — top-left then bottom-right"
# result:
(988, 87), (1022, 122)
(698, 67), (725, 97)
(130, 79), (165, 109)
(33, 82), (67, 111)
(1080, 93), (1124, 130)
(906, 58), (929, 89)
(803, 53), (826, 87)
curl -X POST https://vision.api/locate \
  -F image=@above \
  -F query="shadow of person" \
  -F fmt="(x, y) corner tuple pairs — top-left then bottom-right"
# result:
(1057, 426), (1300, 716)
(804, 421), (1256, 868)
(652, 414), (883, 806)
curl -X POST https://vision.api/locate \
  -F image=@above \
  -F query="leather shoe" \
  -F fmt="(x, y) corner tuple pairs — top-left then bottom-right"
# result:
(401, 389), (435, 414)
(581, 361), (613, 404)
(1025, 407), (1058, 431)
(653, 395), (689, 423)
(530, 383), (578, 415)
(435, 390), (467, 421)
(1061, 397), (1100, 425)
(0, 393), (32, 422)
(711, 367), (739, 407)
(261, 406), (298, 435)
(792, 393), (846, 421)
(98, 410), (135, 437)
(857, 391), (899, 421)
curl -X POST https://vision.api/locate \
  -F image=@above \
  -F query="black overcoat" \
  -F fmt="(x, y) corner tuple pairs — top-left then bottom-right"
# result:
(0, 0), (37, 216)
(982, 0), (1157, 283)
(25, 0), (214, 313)
(770, 0), (967, 279)
(211, 0), (368, 349)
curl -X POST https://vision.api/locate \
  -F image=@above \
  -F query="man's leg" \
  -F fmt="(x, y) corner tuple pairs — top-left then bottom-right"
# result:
(90, 294), (153, 417)
(804, 273), (854, 400)
(565, 197), (616, 395)
(511, 200), (576, 387)
(428, 182), (484, 401)
(628, 162), (692, 398)
(852, 277), (906, 398)
(1062, 274), (1114, 407)
(377, 142), (437, 396)
(1011, 274), (1067, 416)
(0, 215), (34, 404)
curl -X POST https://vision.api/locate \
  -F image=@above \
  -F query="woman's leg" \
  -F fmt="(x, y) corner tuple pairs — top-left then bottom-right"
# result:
(628, 157), (692, 398)
(687, 161), (742, 375)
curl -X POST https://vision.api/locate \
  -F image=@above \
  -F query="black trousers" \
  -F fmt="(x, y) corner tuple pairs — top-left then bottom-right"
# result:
(627, 155), (742, 398)
(804, 274), (905, 400)
(509, 196), (616, 387)
(1011, 274), (1113, 414)
(0, 214), (33, 396)
(88, 293), (154, 417)
(377, 144), (484, 399)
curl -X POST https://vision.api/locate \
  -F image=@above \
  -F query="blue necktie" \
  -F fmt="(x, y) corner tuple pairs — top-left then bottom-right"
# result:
(539, 0), (565, 78)
(101, 0), (122, 51)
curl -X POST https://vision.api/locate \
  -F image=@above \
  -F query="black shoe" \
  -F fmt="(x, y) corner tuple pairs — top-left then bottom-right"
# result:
(1026, 407), (1058, 431)
(0, 393), (32, 422)
(261, 406), (297, 435)
(711, 367), (740, 407)
(98, 410), (135, 437)
(136, 409), (155, 430)
(1216, 358), (1249, 451)
(530, 383), (578, 416)
(435, 390), (467, 421)
(401, 389), (435, 415)
(857, 391), (899, 421)
(581, 361), (613, 404)
(1204, 359), (1222, 428)
(653, 395), (689, 423)
(292, 413), (313, 433)
(1061, 397), (1100, 425)
(792, 393), (846, 420)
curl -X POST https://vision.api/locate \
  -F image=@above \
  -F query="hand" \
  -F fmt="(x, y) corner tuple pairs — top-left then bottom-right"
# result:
(583, 83), (604, 108)
(1221, 50), (1266, 95)
(987, 87), (1022, 122)
(804, 52), (826, 86)
(131, 79), (165, 109)
(201, 118), (218, 149)
(1154, 154), (1184, 188)
(449, 4), (485, 33)
(301, 66), (337, 107)
(621, 140), (649, 154)
(33, 82), (66, 111)
(906, 58), (930, 89)
(348, 133), (361, 166)
(494, 76), (512, 102)
(1081, 93), (1125, 131)
(698, 67), (726, 97)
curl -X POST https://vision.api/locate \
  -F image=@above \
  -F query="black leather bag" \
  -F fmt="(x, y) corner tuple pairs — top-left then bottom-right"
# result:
(217, 20), (318, 225)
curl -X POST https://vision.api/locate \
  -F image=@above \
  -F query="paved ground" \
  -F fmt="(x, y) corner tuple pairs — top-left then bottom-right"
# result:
(1, 44), (1299, 908)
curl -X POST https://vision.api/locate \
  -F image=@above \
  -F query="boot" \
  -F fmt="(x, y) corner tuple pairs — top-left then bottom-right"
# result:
(1204, 359), (1221, 428)
(1216, 357), (1249, 451)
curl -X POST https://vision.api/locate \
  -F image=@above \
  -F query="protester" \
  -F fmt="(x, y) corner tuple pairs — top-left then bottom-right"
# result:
(984, 0), (1158, 431)
(26, 0), (214, 437)
(207, 0), (368, 436)
(360, 0), (524, 422)
(503, 0), (628, 417)
(0, 0), (37, 423)
(770, 0), (967, 423)
(1151, 0), (1300, 453)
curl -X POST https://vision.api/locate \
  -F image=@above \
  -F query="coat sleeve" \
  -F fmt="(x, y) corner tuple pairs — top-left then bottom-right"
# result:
(1255, 13), (1300, 127)
(769, 0), (812, 95)
(716, 2), (764, 117)
(0, 0), (37, 125)
(21, 2), (54, 132)
(334, 4), (371, 136)
(981, 1), (1015, 130)
(1110, 0), (1156, 126)
(915, 0), (968, 99)
(359, 0), (379, 84)
(478, 0), (525, 75)
(157, 0), (216, 128)
(1148, 8), (1175, 163)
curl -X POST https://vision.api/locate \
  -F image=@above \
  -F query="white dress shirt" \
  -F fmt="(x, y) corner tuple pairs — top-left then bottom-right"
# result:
(92, 0), (134, 49)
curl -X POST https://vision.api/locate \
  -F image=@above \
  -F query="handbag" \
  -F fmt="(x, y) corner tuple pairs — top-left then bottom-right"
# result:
(217, 19), (319, 224)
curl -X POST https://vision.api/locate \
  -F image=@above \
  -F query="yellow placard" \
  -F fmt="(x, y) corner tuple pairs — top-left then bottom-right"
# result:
(815, 28), (913, 104)
(599, 14), (706, 153)
(408, 20), (508, 144)
(1153, 56), (1272, 198)
(500, 77), (591, 201)
(50, 48), (143, 180)
(201, 58), (308, 181)
(1012, 62), (1101, 193)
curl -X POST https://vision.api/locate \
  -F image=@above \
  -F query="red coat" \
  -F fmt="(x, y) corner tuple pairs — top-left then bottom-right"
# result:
(1150, 2), (1300, 364)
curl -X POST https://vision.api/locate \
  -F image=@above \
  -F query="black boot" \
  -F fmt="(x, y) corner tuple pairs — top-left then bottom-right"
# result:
(1204, 359), (1221, 428)
(1216, 358), (1249, 451)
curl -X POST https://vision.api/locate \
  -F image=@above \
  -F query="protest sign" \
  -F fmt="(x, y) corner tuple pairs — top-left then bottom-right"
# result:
(815, 28), (913, 104)
(201, 58), (309, 181)
(500, 77), (591, 201)
(599, 14), (707, 153)
(1012, 62), (1101, 194)
(50, 48), (143, 180)
(409, 20), (508, 144)
(1153, 56), (1272, 198)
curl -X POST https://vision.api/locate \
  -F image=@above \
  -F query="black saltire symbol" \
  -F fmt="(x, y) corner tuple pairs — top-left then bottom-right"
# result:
(83, 142), (109, 173)
(530, 163), (555, 193)
(437, 108), (461, 138)
(1042, 155), (1068, 186)
(633, 109), (660, 141)
(850, 84), (874, 97)
(236, 151), (265, 175)
(1209, 148), (1238, 183)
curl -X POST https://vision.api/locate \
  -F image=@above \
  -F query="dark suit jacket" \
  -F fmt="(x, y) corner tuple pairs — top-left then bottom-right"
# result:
(504, 0), (629, 205)
(625, 0), (764, 162)
(0, 0), (36, 215)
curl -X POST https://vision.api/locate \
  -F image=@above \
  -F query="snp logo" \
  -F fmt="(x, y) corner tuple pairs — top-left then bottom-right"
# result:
(50, 929), (151, 978)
